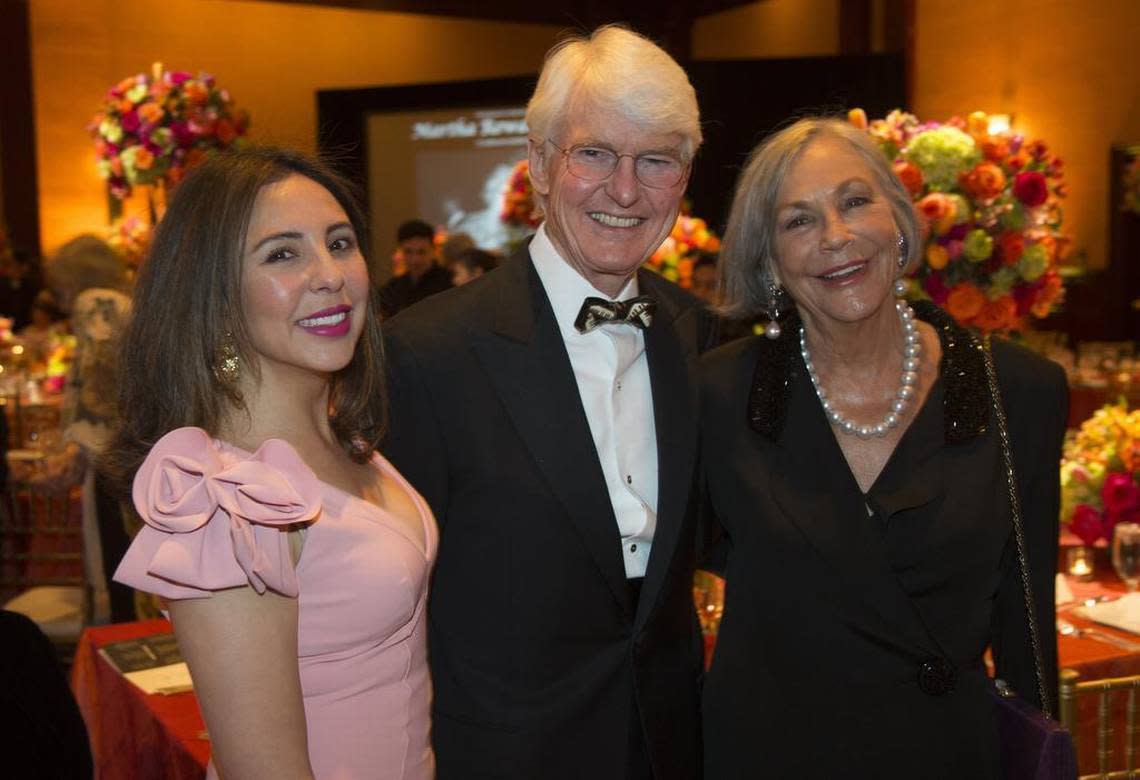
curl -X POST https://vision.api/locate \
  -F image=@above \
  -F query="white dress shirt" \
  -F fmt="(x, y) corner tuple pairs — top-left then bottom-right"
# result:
(530, 225), (658, 578)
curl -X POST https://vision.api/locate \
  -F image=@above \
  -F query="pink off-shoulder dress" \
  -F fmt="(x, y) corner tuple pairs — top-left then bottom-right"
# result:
(113, 427), (436, 779)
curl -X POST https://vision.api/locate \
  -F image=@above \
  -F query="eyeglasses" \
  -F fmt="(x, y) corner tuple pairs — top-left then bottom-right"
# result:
(544, 139), (688, 189)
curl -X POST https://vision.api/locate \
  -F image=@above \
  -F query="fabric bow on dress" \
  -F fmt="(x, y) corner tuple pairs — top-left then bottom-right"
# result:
(116, 427), (323, 599)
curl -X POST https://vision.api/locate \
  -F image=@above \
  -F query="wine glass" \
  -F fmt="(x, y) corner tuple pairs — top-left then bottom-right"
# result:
(1112, 522), (1140, 591)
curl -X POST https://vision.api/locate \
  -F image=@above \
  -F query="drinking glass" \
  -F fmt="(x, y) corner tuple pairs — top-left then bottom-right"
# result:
(1112, 522), (1140, 591)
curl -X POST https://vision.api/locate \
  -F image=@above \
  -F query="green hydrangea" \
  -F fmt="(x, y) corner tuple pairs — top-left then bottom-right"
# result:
(988, 267), (1018, 297)
(903, 126), (980, 191)
(963, 229), (994, 263)
(1017, 243), (1049, 281)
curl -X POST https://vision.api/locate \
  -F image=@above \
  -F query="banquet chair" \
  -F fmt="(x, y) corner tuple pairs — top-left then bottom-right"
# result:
(0, 473), (93, 666)
(1060, 667), (1140, 778)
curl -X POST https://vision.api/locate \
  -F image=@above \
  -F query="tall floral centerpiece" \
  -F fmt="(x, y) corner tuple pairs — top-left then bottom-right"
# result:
(1061, 402), (1140, 547)
(90, 63), (249, 217)
(645, 212), (720, 289)
(850, 109), (1068, 332)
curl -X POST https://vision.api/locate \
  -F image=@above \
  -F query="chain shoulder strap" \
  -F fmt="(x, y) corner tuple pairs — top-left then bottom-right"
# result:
(982, 334), (1052, 718)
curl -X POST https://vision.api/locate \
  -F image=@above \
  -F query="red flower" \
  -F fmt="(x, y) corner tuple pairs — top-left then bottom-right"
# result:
(1071, 504), (1106, 546)
(120, 110), (141, 133)
(1102, 472), (1140, 515)
(892, 160), (924, 195)
(997, 231), (1024, 266)
(1012, 171), (1048, 207)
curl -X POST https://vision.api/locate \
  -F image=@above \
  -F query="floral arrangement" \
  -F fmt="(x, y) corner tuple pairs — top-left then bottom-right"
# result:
(90, 63), (249, 201)
(1061, 402), (1140, 545)
(645, 212), (721, 289)
(1124, 154), (1140, 216)
(106, 215), (153, 270)
(849, 108), (1068, 332)
(499, 159), (542, 229)
(41, 332), (78, 394)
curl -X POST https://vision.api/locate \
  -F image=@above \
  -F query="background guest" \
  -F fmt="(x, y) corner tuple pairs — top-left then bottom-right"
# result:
(700, 116), (1065, 778)
(377, 218), (453, 318)
(108, 147), (435, 779)
(383, 24), (714, 780)
(1, 609), (93, 779)
(449, 246), (499, 286)
(689, 252), (719, 306)
(29, 234), (136, 623)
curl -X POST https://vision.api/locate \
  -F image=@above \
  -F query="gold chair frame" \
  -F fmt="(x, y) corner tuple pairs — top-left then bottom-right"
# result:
(1061, 667), (1140, 779)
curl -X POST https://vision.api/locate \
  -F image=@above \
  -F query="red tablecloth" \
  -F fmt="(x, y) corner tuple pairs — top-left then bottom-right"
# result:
(71, 619), (209, 780)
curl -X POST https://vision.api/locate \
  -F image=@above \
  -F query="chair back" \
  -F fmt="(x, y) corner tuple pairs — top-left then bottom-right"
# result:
(1061, 667), (1140, 778)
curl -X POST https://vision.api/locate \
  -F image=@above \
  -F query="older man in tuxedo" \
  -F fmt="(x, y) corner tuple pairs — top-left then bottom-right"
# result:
(382, 25), (714, 780)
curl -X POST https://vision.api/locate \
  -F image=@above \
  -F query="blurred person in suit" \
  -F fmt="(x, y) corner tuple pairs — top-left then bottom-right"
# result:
(377, 219), (453, 318)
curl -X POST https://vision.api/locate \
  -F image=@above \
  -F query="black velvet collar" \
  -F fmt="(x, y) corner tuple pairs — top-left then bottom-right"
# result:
(747, 300), (989, 444)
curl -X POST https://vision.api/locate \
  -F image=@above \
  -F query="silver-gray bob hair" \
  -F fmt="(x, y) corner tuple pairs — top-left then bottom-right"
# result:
(719, 117), (921, 319)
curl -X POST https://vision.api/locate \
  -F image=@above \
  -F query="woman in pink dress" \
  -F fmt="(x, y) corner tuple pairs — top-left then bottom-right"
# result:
(109, 148), (435, 779)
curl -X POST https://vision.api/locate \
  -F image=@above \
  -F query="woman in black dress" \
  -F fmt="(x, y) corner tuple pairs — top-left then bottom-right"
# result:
(700, 117), (1065, 778)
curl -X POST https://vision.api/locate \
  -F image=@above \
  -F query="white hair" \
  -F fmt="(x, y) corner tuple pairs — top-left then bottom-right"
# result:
(525, 25), (702, 174)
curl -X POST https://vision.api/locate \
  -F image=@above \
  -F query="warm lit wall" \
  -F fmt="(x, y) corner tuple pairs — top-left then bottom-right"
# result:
(694, 0), (1140, 271)
(692, 0), (839, 59)
(913, 0), (1140, 269)
(29, 0), (563, 254)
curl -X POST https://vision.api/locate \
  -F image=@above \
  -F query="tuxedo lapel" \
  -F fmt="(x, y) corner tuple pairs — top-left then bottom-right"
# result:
(468, 253), (634, 617)
(636, 272), (701, 626)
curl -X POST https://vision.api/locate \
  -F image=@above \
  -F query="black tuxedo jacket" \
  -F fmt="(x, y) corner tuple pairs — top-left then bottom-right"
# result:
(383, 247), (716, 779)
(698, 305), (1066, 779)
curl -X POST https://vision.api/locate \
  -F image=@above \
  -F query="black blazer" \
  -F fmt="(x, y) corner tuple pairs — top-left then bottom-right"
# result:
(698, 303), (1066, 779)
(383, 247), (716, 779)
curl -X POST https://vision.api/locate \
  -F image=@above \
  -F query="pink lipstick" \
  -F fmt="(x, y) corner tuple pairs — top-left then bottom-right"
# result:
(297, 304), (352, 337)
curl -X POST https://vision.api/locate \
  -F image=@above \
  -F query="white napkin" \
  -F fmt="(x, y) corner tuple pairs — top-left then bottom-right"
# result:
(1055, 573), (1074, 605)
(1074, 592), (1140, 635)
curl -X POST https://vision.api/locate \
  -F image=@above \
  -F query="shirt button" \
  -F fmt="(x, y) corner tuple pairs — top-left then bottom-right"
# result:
(626, 475), (632, 484)
(616, 381), (622, 391)
(630, 544), (638, 552)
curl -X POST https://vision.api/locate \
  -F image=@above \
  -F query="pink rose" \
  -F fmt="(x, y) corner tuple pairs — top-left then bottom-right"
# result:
(1071, 504), (1106, 546)
(1102, 472), (1140, 515)
(1013, 171), (1048, 207)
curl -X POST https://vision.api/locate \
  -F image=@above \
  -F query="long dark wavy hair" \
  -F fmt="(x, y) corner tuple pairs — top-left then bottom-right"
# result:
(102, 147), (386, 499)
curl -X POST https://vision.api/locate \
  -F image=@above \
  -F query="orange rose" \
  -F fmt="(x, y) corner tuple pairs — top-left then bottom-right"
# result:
(1006, 152), (1028, 171)
(133, 146), (155, 171)
(925, 243), (950, 270)
(183, 81), (208, 105)
(966, 111), (989, 138)
(981, 138), (1011, 162)
(847, 108), (868, 130)
(945, 283), (986, 322)
(893, 160), (924, 196)
(138, 102), (164, 125)
(997, 231), (1024, 266)
(973, 296), (1017, 332)
(917, 193), (956, 236)
(959, 162), (1006, 201)
(1030, 272), (1064, 318)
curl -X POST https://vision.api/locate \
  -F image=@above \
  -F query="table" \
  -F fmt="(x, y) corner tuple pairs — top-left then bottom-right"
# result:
(71, 619), (209, 779)
(74, 576), (1140, 779)
(1056, 568), (1140, 774)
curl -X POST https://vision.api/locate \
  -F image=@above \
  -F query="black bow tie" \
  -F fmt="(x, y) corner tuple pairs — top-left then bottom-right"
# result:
(574, 295), (657, 333)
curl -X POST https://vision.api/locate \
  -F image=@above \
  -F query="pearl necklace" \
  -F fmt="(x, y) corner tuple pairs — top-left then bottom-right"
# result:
(800, 299), (922, 439)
